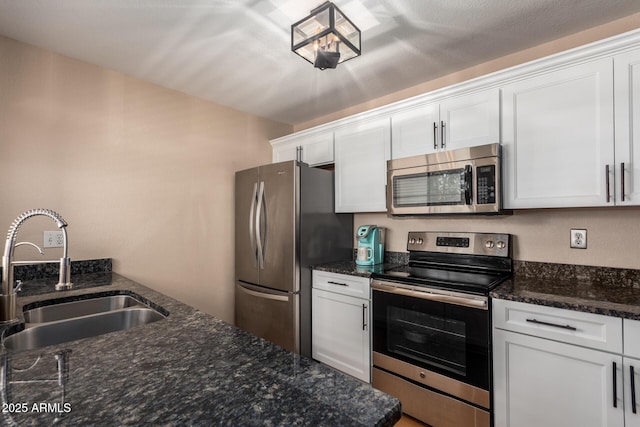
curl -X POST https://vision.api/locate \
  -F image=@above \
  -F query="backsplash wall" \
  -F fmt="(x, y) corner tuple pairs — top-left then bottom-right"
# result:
(356, 208), (640, 270)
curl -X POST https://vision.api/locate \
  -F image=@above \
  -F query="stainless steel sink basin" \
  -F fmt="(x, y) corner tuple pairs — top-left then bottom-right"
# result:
(5, 308), (165, 351)
(24, 295), (147, 323)
(3, 292), (168, 351)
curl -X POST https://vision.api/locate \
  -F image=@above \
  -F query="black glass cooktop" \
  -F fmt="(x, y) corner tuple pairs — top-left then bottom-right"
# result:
(371, 263), (511, 295)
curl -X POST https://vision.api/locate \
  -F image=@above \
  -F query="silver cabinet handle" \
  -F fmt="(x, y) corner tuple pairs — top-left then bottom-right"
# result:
(433, 122), (438, 150)
(249, 182), (258, 267)
(606, 164), (611, 203)
(621, 162), (626, 202)
(440, 120), (446, 149)
(362, 304), (367, 331)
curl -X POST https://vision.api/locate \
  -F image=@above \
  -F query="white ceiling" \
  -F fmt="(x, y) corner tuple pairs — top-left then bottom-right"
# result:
(0, 0), (639, 126)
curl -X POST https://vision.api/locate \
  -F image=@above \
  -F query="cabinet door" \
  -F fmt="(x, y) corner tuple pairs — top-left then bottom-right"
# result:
(625, 356), (640, 427)
(334, 117), (391, 212)
(493, 328), (623, 427)
(390, 103), (439, 159)
(440, 88), (500, 151)
(312, 288), (370, 382)
(300, 131), (334, 166)
(272, 140), (299, 163)
(502, 58), (615, 208)
(615, 48), (640, 206)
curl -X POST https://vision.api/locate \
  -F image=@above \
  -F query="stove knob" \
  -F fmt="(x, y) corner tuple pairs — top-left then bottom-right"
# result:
(417, 238), (424, 245)
(496, 241), (506, 249)
(485, 240), (495, 249)
(409, 238), (416, 244)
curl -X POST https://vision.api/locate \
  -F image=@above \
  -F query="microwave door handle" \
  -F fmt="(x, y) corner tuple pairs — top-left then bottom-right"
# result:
(464, 165), (473, 205)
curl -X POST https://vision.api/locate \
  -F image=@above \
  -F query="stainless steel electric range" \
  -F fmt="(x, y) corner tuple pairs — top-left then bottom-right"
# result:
(371, 231), (512, 427)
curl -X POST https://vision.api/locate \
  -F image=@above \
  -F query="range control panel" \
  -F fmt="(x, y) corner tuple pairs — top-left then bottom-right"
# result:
(407, 231), (510, 257)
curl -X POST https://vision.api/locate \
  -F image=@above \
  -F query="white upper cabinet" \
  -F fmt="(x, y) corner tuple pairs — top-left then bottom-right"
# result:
(502, 58), (615, 208)
(439, 88), (500, 150)
(390, 88), (500, 160)
(390, 103), (439, 159)
(614, 48), (640, 206)
(272, 131), (334, 166)
(334, 117), (391, 213)
(270, 32), (640, 211)
(272, 139), (299, 163)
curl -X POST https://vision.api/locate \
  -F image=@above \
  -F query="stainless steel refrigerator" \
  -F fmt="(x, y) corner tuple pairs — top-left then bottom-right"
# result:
(235, 160), (353, 357)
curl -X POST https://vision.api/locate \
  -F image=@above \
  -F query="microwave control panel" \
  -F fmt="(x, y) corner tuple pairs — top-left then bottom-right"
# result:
(476, 165), (496, 204)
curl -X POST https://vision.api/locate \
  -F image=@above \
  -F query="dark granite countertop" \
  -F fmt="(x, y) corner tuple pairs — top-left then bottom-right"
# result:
(311, 252), (408, 278)
(491, 261), (640, 320)
(0, 272), (401, 426)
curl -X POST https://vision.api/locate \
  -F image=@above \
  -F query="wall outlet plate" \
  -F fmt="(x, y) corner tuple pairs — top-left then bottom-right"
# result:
(570, 229), (587, 249)
(44, 230), (64, 248)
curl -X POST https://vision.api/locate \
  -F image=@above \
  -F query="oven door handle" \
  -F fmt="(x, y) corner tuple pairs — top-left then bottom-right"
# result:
(372, 282), (488, 310)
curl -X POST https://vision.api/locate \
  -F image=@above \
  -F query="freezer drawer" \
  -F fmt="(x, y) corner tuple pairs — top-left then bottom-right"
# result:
(235, 281), (299, 353)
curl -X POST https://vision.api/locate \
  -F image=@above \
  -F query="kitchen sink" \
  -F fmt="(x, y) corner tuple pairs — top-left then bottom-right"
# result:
(24, 294), (150, 323)
(3, 292), (168, 351)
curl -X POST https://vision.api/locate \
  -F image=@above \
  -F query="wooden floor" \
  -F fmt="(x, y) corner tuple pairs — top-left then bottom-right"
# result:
(395, 414), (427, 426)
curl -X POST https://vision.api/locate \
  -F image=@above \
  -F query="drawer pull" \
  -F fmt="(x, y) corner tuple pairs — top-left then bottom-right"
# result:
(327, 281), (348, 287)
(525, 318), (577, 331)
(632, 365), (637, 414)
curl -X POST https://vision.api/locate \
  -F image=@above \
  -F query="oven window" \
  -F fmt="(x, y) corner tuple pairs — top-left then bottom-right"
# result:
(388, 306), (467, 376)
(392, 169), (465, 207)
(373, 289), (490, 390)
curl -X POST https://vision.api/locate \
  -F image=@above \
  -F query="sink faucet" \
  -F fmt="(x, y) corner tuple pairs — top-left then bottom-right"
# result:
(1, 209), (73, 323)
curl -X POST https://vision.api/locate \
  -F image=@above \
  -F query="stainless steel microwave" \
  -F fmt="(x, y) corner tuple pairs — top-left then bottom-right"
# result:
(387, 143), (502, 215)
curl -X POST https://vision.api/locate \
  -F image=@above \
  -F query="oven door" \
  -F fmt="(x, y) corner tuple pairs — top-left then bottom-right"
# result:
(372, 280), (490, 391)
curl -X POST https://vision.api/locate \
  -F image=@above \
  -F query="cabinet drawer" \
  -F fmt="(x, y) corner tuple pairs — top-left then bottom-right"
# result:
(493, 299), (622, 353)
(312, 270), (370, 299)
(624, 318), (640, 358)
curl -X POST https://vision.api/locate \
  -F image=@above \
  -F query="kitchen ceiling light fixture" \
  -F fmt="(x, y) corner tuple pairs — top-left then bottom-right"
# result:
(291, 1), (361, 70)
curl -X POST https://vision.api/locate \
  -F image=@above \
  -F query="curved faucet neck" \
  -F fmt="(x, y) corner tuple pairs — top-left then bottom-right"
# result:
(1, 208), (71, 298)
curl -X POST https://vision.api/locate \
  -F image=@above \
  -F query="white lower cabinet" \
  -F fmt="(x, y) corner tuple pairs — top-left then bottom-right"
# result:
(312, 271), (370, 382)
(624, 319), (640, 427)
(624, 355), (640, 427)
(494, 328), (622, 427)
(493, 299), (630, 427)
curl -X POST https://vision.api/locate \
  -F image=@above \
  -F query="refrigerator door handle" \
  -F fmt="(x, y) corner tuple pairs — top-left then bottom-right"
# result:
(249, 182), (258, 267)
(255, 181), (266, 269)
(238, 282), (289, 302)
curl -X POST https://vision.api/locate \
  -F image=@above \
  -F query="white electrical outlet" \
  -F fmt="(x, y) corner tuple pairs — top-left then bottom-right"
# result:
(570, 229), (587, 249)
(44, 230), (64, 248)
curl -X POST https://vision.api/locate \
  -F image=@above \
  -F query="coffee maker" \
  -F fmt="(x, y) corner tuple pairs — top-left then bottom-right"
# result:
(355, 225), (385, 266)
